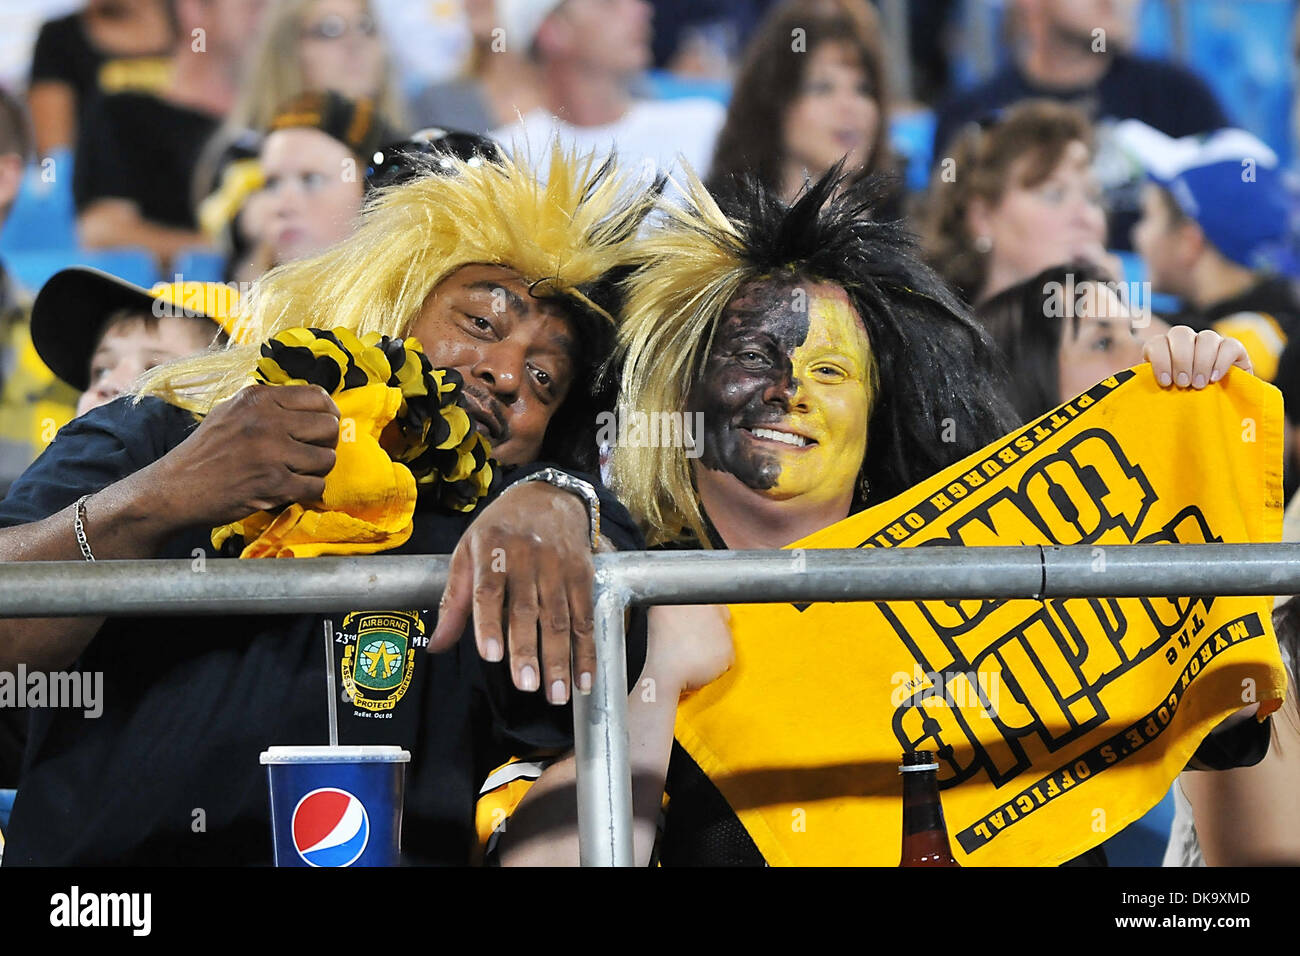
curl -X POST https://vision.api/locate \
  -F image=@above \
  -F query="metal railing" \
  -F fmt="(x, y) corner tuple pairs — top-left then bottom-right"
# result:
(3, 543), (1299, 865)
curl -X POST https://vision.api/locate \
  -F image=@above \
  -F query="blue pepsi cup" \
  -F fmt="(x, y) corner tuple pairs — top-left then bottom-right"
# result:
(260, 745), (410, 867)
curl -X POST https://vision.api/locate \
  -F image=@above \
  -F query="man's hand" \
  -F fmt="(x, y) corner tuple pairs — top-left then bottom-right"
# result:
(429, 481), (595, 705)
(154, 384), (340, 527)
(1143, 326), (1252, 388)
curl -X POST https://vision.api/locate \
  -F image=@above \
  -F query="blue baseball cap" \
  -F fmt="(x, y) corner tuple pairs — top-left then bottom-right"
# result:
(1115, 120), (1297, 273)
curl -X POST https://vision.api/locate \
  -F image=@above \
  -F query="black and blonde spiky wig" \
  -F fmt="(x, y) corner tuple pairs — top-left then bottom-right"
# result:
(138, 146), (661, 471)
(611, 165), (1019, 546)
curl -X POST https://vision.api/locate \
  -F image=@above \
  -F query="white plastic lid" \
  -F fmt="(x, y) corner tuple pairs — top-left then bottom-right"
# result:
(259, 745), (411, 764)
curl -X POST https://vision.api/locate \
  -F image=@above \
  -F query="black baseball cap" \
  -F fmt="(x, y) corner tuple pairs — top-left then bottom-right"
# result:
(31, 267), (243, 391)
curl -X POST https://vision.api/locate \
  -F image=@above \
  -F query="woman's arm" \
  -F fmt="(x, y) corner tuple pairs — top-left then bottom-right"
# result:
(1183, 699), (1300, 865)
(498, 604), (733, 866)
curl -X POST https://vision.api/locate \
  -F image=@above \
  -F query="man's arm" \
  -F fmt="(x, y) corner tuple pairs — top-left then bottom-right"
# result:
(430, 465), (647, 705)
(0, 386), (340, 672)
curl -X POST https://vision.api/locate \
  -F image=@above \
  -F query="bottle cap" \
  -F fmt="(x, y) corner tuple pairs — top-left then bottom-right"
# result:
(899, 749), (939, 772)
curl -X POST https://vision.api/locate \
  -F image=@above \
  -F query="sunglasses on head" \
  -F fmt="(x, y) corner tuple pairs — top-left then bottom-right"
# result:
(365, 129), (505, 190)
(302, 12), (377, 41)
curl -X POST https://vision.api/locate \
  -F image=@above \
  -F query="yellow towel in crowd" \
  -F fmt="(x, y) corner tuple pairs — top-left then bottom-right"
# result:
(675, 365), (1289, 866)
(211, 327), (497, 558)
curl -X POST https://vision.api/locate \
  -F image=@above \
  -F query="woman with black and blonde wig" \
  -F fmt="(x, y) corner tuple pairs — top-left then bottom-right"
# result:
(492, 165), (1252, 867)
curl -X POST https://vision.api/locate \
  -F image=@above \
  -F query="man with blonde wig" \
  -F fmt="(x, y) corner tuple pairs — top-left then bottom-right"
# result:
(0, 147), (659, 865)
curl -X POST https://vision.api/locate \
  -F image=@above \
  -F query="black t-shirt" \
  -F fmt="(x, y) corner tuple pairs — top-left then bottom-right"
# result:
(73, 92), (218, 229)
(0, 396), (646, 866)
(932, 53), (1229, 251)
(29, 13), (172, 141)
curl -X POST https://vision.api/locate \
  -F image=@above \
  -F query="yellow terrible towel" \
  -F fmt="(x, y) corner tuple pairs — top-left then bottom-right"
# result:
(675, 366), (1289, 866)
(214, 384), (415, 558)
(211, 327), (497, 558)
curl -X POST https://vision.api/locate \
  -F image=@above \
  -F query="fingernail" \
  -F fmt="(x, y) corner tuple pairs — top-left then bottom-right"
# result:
(1176, 372), (1190, 387)
(578, 672), (592, 695)
(520, 665), (538, 692)
(1210, 369), (1223, 383)
(1193, 374), (1206, 389)
(549, 679), (567, 704)
(484, 638), (502, 662)
(1159, 372), (1172, 386)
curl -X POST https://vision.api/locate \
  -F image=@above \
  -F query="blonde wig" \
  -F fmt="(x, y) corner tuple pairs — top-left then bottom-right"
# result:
(613, 165), (1019, 546)
(141, 147), (661, 463)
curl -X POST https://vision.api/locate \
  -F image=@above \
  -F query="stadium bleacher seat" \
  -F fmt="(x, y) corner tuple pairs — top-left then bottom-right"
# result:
(3, 247), (160, 294)
(0, 149), (77, 253)
(1101, 784), (1177, 866)
(642, 69), (731, 105)
(890, 110), (937, 193)
(171, 249), (226, 283)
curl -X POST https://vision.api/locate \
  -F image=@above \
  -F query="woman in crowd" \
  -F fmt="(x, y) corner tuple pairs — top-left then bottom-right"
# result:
(235, 91), (390, 279)
(491, 168), (1252, 866)
(193, 0), (407, 279)
(706, 0), (897, 209)
(922, 99), (1115, 305)
(972, 262), (1168, 422)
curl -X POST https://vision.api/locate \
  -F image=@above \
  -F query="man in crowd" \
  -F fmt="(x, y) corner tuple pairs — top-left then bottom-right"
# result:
(491, 0), (725, 182)
(0, 147), (657, 865)
(932, 0), (1229, 250)
(0, 89), (77, 501)
(1125, 122), (1300, 384)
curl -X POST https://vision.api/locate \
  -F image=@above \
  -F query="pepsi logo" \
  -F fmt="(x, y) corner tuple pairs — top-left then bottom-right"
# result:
(292, 788), (370, 867)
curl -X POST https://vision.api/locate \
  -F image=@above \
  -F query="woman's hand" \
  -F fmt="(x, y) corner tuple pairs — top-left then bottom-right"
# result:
(1143, 326), (1252, 388)
(646, 604), (735, 696)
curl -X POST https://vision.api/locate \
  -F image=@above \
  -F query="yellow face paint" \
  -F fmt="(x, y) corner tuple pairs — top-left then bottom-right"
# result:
(769, 288), (874, 503)
(691, 281), (874, 508)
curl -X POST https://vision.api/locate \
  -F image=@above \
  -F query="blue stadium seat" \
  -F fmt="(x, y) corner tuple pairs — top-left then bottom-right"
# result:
(171, 249), (226, 283)
(890, 110), (937, 193)
(0, 149), (77, 253)
(642, 69), (731, 105)
(1182, 0), (1294, 168)
(1101, 784), (1176, 866)
(2, 247), (160, 295)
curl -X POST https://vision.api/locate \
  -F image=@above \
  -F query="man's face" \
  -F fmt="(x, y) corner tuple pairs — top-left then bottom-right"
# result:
(1042, 0), (1137, 50)
(1132, 183), (1193, 297)
(546, 0), (652, 74)
(406, 264), (579, 466)
(689, 281), (874, 507)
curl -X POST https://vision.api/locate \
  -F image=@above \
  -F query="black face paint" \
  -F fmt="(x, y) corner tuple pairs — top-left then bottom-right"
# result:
(689, 282), (812, 490)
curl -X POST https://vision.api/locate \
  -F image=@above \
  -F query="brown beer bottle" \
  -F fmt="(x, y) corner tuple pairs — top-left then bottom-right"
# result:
(898, 750), (960, 866)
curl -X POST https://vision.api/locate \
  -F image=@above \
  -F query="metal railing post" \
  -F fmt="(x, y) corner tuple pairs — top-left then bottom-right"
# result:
(571, 567), (635, 866)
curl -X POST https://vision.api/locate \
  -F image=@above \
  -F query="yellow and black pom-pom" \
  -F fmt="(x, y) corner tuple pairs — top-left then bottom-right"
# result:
(254, 326), (500, 512)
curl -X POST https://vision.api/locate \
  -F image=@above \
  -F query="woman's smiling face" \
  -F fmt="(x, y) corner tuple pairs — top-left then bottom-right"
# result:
(689, 280), (875, 507)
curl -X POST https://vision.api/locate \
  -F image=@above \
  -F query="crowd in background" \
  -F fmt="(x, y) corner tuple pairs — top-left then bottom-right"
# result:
(0, 0), (1298, 866)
